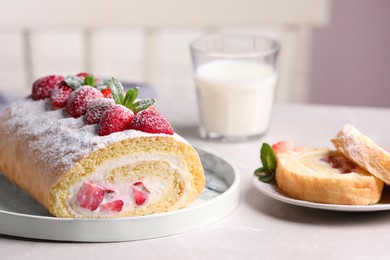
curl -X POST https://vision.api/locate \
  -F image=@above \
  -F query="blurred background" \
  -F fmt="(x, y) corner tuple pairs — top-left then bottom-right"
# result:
(0, 0), (388, 107)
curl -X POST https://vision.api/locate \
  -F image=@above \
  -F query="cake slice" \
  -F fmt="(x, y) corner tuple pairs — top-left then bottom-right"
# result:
(332, 124), (390, 185)
(275, 147), (383, 205)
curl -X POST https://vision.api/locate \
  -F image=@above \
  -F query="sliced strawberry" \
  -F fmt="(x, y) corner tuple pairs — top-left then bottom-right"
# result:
(271, 141), (295, 155)
(76, 181), (105, 211)
(50, 81), (73, 109)
(130, 109), (174, 135)
(99, 199), (124, 213)
(66, 86), (104, 118)
(132, 182), (150, 206)
(97, 104), (134, 136)
(133, 181), (150, 192)
(84, 98), (115, 124)
(31, 75), (64, 100)
(321, 155), (356, 174)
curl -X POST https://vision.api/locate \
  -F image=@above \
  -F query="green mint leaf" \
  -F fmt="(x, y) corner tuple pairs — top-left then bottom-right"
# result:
(107, 78), (124, 104)
(64, 75), (83, 90)
(123, 87), (139, 108)
(84, 74), (95, 86)
(254, 167), (266, 176)
(130, 98), (155, 113)
(257, 171), (276, 183)
(254, 143), (277, 183)
(260, 143), (277, 172)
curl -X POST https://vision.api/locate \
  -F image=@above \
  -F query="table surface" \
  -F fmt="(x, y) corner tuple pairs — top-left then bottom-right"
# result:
(1, 97), (390, 260)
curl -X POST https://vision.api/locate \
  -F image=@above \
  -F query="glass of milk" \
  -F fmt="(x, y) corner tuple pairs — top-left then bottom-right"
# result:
(190, 34), (280, 142)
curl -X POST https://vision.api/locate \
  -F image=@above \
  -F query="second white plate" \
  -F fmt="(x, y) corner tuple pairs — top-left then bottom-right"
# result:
(253, 176), (390, 212)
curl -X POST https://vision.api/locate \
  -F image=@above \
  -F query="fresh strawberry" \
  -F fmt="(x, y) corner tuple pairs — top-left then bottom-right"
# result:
(135, 105), (157, 114)
(76, 181), (105, 211)
(94, 81), (112, 98)
(97, 105), (134, 136)
(66, 86), (104, 118)
(132, 182), (150, 206)
(76, 72), (90, 78)
(271, 141), (295, 155)
(50, 81), (73, 109)
(130, 109), (174, 135)
(96, 78), (155, 136)
(101, 88), (112, 98)
(84, 98), (115, 124)
(77, 72), (100, 84)
(99, 199), (124, 213)
(31, 75), (64, 100)
(146, 106), (157, 112)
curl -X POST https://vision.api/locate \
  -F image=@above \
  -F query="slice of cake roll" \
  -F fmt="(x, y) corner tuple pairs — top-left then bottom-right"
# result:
(332, 124), (390, 185)
(275, 148), (383, 205)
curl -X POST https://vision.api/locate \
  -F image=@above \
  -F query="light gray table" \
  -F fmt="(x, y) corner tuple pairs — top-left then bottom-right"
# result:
(1, 98), (390, 260)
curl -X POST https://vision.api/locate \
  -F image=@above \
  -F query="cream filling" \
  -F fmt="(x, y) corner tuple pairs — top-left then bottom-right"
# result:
(68, 154), (192, 216)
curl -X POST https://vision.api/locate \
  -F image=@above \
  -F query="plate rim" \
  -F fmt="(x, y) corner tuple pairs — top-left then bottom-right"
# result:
(252, 176), (390, 212)
(0, 148), (241, 241)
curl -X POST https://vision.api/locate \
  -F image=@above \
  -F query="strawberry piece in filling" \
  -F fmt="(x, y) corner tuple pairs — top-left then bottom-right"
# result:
(75, 180), (151, 213)
(320, 155), (356, 174)
(76, 181), (105, 211)
(132, 182), (150, 206)
(99, 200), (124, 213)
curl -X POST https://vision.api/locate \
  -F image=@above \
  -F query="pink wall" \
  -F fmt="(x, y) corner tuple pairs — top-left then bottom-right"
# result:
(310, 0), (390, 107)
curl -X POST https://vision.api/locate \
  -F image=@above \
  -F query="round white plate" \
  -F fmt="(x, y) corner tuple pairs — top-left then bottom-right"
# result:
(253, 176), (390, 212)
(0, 149), (240, 242)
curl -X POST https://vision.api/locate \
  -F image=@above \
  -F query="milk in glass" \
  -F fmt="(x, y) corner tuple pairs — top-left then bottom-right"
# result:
(194, 60), (277, 137)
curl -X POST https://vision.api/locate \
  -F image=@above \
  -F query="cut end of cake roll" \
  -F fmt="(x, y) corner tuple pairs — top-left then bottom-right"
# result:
(332, 124), (390, 185)
(275, 148), (384, 205)
(50, 136), (205, 218)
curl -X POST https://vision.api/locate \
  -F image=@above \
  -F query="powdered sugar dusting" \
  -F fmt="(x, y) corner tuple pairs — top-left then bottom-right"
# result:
(336, 125), (362, 154)
(2, 98), (186, 174)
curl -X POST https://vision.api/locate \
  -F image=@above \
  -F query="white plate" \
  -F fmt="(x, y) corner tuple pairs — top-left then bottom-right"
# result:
(253, 176), (390, 212)
(0, 149), (240, 242)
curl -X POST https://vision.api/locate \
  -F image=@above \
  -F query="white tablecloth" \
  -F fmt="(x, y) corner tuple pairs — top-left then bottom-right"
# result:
(1, 97), (390, 260)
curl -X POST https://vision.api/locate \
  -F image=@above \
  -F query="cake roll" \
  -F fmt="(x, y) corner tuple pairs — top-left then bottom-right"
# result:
(275, 148), (384, 205)
(0, 75), (205, 218)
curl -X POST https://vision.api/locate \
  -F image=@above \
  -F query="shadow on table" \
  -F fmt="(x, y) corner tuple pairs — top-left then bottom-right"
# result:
(245, 187), (390, 226)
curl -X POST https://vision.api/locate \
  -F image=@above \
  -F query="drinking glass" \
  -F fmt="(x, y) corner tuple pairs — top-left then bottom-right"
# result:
(190, 34), (280, 142)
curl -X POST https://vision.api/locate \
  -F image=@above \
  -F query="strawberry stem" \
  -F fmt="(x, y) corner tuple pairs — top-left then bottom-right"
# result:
(106, 78), (155, 113)
(63, 75), (84, 90)
(123, 87), (139, 108)
(84, 74), (95, 86)
(107, 78), (125, 104)
(130, 98), (155, 113)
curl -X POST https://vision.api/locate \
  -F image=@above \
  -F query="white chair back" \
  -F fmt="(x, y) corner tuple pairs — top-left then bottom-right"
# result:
(0, 0), (329, 102)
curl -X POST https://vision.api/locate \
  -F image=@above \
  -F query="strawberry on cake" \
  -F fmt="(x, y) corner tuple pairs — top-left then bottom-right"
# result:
(0, 73), (205, 218)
